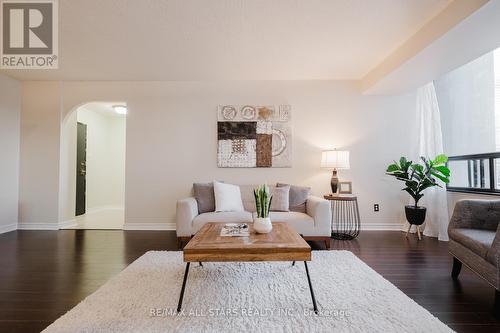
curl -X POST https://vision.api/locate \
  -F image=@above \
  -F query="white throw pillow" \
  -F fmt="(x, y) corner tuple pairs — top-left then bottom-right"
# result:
(214, 181), (245, 212)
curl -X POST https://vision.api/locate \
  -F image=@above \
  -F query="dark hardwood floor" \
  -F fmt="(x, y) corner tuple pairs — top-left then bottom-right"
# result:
(0, 230), (499, 333)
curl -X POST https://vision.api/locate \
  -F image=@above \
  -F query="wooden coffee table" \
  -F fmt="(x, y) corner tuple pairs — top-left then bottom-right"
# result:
(177, 222), (318, 313)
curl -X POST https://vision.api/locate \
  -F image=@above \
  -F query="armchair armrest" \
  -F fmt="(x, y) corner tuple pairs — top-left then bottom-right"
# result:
(176, 197), (199, 237)
(449, 199), (500, 233)
(306, 195), (331, 230)
(487, 224), (500, 267)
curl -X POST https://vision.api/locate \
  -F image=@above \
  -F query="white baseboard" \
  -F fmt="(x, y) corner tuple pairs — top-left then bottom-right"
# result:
(18, 223), (59, 230)
(122, 218), (403, 232)
(124, 223), (402, 231)
(0, 223), (17, 234)
(123, 222), (176, 230)
(360, 223), (404, 231)
(59, 219), (77, 229)
(357, 217), (405, 231)
(124, 217), (175, 230)
(86, 205), (124, 214)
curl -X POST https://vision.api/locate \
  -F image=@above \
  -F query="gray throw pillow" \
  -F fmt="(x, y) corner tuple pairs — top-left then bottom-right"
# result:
(277, 183), (310, 213)
(193, 182), (217, 214)
(270, 185), (290, 212)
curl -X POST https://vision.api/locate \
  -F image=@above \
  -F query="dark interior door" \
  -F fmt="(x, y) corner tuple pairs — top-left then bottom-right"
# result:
(76, 122), (87, 216)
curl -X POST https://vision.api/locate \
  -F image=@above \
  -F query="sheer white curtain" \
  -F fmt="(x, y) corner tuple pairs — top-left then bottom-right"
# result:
(413, 82), (450, 241)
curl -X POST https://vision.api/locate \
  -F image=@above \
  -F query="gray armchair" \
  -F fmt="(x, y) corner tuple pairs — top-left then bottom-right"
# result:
(448, 199), (500, 314)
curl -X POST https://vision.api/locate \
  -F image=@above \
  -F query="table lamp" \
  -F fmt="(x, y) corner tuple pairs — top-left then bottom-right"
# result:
(321, 150), (350, 194)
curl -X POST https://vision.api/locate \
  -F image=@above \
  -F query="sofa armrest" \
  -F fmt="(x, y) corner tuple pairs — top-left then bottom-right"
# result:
(176, 197), (199, 237)
(306, 195), (331, 229)
(449, 200), (500, 234)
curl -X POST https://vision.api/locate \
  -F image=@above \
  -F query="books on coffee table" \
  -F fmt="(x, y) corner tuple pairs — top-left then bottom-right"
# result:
(220, 223), (250, 237)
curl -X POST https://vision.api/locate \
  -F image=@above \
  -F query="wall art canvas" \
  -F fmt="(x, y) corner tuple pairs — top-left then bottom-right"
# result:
(217, 105), (292, 168)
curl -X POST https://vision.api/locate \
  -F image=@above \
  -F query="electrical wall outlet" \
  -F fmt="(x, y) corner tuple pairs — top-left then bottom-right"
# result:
(374, 204), (380, 212)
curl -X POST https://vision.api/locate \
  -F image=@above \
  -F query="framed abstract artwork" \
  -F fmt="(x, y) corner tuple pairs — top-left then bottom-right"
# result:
(217, 105), (292, 168)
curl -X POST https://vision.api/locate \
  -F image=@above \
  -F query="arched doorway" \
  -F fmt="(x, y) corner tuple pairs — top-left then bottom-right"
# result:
(59, 102), (127, 229)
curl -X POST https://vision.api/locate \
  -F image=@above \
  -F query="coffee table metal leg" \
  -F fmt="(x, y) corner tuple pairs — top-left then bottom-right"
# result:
(177, 262), (191, 313)
(199, 262), (203, 267)
(304, 261), (318, 314)
(292, 261), (295, 266)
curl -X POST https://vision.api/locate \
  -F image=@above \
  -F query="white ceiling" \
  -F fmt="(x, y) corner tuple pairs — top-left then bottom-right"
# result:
(365, 0), (500, 94)
(2, 0), (453, 81)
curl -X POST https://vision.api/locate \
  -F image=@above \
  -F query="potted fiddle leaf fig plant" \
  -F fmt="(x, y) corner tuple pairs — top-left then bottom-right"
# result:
(253, 184), (273, 233)
(386, 155), (451, 226)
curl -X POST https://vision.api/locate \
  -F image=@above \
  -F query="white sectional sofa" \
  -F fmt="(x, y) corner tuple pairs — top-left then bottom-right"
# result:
(176, 184), (332, 248)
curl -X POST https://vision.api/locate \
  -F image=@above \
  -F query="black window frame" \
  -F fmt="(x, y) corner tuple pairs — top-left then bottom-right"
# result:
(446, 152), (500, 195)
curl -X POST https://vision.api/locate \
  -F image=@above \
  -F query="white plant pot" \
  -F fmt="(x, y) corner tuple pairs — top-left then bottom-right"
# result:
(253, 217), (272, 234)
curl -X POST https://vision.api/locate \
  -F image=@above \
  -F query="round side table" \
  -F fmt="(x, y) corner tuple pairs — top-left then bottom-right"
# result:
(324, 194), (361, 240)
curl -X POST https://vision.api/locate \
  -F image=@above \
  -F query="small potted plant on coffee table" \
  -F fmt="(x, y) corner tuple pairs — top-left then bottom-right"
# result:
(253, 184), (273, 234)
(386, 155), (450, 239)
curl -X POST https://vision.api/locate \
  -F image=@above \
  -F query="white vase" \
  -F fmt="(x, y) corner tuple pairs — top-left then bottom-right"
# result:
(253, 217), (272, 234)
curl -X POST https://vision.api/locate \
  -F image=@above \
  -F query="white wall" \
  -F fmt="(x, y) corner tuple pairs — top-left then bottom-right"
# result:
(20, 80), (417, 230)
(0, 74), (21, 233)
(19, 82), (62, 229)
(68, 81), (416, 229)
(77, 107), (126, 210)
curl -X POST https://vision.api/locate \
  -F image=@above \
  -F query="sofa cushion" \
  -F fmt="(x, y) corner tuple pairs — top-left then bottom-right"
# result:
(252, 211), (314, 235)
(214, 181), (244, 212)
(270, 185), (290, 212)
(239, 185), (257, 212)
(193, 182), (216, 214)
(277, 183), (310, 213)
(193, 211), (253, 231)
(449, 228), (495, 259)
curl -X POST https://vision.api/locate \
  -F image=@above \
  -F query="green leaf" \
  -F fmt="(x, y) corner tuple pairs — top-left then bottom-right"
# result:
(431, 172), (450, 184)
(419, 182), (434, 192)
(386, 164), (399, 172)
(434, 165), (450, 176)
(433, 154), (448, 165)
(403, 188), (418, 200)
(404, 181), (418, 192)
(412, 164), (424, 173)
(254, 189), (262, 217)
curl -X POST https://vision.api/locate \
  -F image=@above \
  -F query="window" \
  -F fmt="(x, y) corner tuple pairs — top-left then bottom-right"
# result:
(436, 48), (500, 194)
(446, 153), (500, 194)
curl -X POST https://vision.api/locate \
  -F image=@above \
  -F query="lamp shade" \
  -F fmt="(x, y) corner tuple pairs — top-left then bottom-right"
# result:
(321, 150), (350, 169)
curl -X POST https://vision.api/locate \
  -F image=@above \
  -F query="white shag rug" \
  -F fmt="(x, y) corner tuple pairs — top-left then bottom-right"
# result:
(43, 251), (453, 333)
